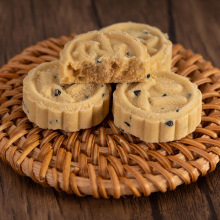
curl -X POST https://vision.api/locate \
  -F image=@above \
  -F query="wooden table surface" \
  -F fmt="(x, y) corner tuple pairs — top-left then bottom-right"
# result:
(0, 0), (220, 219)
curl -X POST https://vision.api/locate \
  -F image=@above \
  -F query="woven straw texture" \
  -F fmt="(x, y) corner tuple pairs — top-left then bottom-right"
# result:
(0, 34), (220, 198)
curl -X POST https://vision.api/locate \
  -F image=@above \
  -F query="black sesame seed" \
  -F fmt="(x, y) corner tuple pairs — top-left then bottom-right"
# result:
(54, 89), (61, 96)
(130, 116), (132, 119)
(49, 121), (52, 124)
(96, 56), (102, 64)
(126, 51), (131, 57)
(96, 59), (102, 64)
(84, 95), (89, 99)
(54, 75), (57, 79)
(188, 93), (192, 98)
(56, 120), (58, 123)
(120, 128), (124, 132)
(165, 120), (174, 127)
(162, 107), (164, 110)
(102, 93), (105, 97)
(124, 121), (130, 127)
(162, 93), (167, 97)
(146, 74), (150, 78)
(142, 30), (149, 34)
(134, 90), (141, 96)
(176, 109), (179, 112)
(101, 84), (104, 87)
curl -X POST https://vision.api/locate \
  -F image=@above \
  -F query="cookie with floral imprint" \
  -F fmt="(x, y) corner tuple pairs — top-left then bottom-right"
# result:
(113, 71), (202, 143)
(23, 61), (112, 131)
(102, 22), (172, 72)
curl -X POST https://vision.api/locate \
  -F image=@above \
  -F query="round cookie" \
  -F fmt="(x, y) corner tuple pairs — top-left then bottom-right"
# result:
(59, 30), (151, 84)
(102, 22), (172, 72)
(23, 61), (112, 131)
(113, 71), (202, 143)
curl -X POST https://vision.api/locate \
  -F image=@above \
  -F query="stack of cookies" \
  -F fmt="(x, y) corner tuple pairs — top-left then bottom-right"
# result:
(23, 22), (202, 143)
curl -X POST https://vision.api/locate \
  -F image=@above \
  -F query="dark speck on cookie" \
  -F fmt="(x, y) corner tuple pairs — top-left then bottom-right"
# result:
(124, 121), (130, 127)
(165, 120), (174, 127)
(134, 90), (141, 97)
(54, 89), (61, 96)
(96, 59), (102, 64)
(142, 30), (149, 34)
(84, 95), (89, 99)
(126, 51), (131, 57)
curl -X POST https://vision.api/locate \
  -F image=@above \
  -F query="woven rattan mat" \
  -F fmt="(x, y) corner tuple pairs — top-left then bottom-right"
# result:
(0, 34), (220, 198)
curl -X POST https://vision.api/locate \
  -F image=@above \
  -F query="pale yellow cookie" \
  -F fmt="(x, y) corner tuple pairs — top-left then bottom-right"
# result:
(23, 61), (111, 131)
(113, 71), (202, 143)
(59, 30), (151, 84)
(102, 22), (172, 72)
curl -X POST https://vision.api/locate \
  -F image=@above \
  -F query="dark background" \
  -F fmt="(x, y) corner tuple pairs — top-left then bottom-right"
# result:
(0, 0), (220, 219)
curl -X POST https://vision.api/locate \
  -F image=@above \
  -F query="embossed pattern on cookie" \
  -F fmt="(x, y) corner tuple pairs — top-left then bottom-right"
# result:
(113, 71), (202, 143)
(59, 30), (151, 84)
(23, 61), (111, 131)
(102, 22), (172, 72)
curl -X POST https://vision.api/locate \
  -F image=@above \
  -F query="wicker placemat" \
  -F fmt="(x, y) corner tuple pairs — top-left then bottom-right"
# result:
(0, 34), (220, 198)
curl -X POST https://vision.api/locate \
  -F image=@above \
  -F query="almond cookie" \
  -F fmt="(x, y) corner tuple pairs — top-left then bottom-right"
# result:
(23, 61), (111, 131)
(102, 22), (172, 72)
(113, 71), (202, 143)
(59, 30), (151, 84)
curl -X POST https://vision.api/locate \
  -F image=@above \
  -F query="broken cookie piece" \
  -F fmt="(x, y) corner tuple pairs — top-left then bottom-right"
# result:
(113, 71), (202, 143)
(59, 30), (151, 84)
(23, 61), (112, 131)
